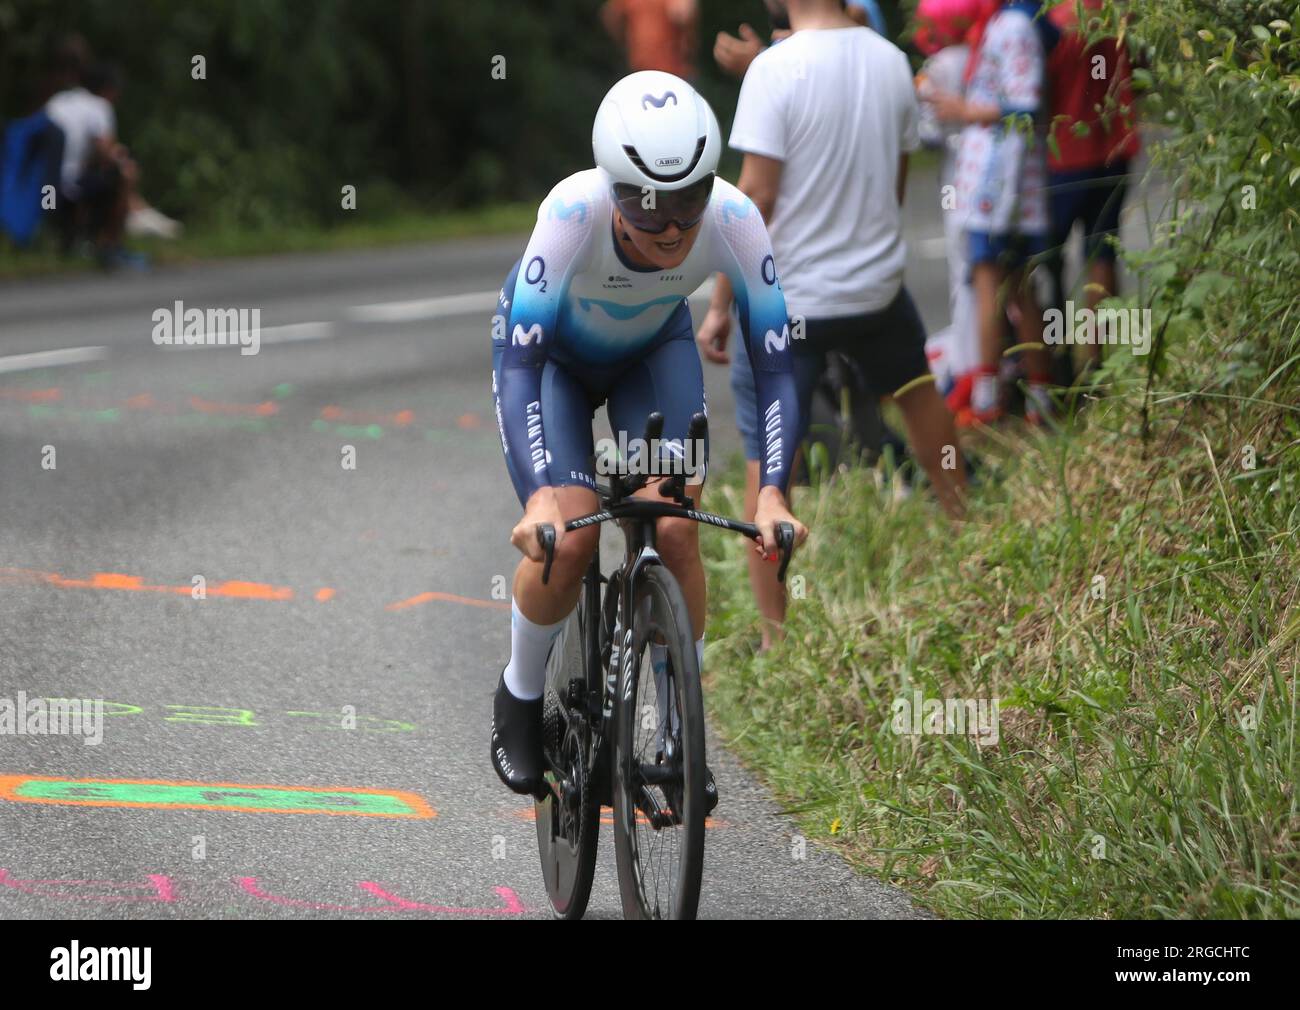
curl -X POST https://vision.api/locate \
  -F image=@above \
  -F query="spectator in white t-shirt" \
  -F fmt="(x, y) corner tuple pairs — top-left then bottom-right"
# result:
(698, 0), (966, 647)
(44, 61), (179, 266)
(45, 63), (140, 263)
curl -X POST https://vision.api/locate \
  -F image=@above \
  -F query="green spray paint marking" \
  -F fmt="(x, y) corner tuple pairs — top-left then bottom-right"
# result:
(272, 383), (295, 398)
(13, 779), (426, 816)
(312, 419), (383, 439)
(28, 405), (119, 423)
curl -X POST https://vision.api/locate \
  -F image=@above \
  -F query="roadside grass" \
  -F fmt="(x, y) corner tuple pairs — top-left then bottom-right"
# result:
(0, 202), (536, 280)
(701, 362), (1299, 919)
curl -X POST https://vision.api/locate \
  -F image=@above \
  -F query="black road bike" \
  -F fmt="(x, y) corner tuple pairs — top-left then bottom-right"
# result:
(533, 412), (794, 920)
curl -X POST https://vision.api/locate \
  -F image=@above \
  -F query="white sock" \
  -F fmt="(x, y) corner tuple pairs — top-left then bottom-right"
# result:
(503, 599), (564, 701)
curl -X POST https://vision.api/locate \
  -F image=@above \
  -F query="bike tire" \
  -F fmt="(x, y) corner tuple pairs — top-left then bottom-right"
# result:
(611, 564), (706, 920)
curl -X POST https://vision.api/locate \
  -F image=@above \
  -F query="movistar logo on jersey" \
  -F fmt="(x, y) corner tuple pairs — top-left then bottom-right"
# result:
(641, 91), (678, 109)
(764, 325), (790, 354)
(512, 323), (543, 346)
(721, 198), (752, 224)
(549, 197), (588, 223)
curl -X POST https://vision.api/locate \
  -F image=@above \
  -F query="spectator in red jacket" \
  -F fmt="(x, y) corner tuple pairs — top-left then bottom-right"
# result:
(1045, 0), (1140, 375)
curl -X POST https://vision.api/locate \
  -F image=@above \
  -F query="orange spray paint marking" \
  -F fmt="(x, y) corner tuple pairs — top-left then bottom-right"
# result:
(0, 567), (293, 602)
(0, 387), (61, 403)
(190, 396), (278, 417)
(320, 405), (415, 427)
(210, 580), (293, 601)
(124, 393), (157, 409)
(315, 588), (336, 602)
(457, 412), (483, 430)
(385, 591), (510, 613)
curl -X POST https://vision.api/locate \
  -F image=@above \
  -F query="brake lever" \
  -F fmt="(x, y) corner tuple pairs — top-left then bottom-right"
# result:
(536, 523), (556, 585)
(775, 521), (795, 584)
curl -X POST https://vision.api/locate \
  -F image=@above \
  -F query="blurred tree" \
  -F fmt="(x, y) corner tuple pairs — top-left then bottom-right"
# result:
(1, 0), (891, 231)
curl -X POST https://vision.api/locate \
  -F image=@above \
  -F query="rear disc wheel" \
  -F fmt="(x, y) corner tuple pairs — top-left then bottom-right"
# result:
(534, 609), (600, 919)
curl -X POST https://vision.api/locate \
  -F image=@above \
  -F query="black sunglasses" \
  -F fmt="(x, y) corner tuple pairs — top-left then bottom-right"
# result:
(613, 176), (715, 234)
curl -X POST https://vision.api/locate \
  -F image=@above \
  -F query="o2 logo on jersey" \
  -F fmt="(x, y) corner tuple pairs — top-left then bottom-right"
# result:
(641, 91), (677, 109)
(764, 325), (790, 355)
(760, 254), (777, 286)
(524, 255), (548, 293)
(512, 323), (544, 346)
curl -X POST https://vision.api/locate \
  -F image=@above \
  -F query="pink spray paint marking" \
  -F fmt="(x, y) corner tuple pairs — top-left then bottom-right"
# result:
(237, 877), (525, 916)
(0, 869), (177, 903)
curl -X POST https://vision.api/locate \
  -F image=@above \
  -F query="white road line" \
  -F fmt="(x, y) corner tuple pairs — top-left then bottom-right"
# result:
(348, 291), (500, 323)
(258, 321), (334, 344)
(0, 346), (108, 374)
(349, 278), (717, 324)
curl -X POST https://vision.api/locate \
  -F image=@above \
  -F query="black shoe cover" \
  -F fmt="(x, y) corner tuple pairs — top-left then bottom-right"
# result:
(704, 765), (719, 816)
(491, 673), (546, 798)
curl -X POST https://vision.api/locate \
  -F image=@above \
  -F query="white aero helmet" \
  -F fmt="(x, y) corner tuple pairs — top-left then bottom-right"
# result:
(592, 71), (721, 192)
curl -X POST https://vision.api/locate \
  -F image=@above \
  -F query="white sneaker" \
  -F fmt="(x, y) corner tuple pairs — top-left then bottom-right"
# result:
(126, 206), (183, 240)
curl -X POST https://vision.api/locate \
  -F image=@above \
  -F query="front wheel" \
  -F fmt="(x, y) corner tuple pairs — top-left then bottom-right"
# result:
(612, 564), (705, 920)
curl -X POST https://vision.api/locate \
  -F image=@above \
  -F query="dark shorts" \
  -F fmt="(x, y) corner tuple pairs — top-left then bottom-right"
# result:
(968, 230), (1049, 270)
(1048, 161), (1130, 263)
(491, 261), (708, 508)
(75, 161), (123, 202)
(730, 285), (930, 462)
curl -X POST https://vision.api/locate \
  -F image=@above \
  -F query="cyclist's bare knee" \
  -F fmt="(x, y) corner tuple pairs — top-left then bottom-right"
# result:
(655, 515), (699, 570)
(550, 524), (599, 583)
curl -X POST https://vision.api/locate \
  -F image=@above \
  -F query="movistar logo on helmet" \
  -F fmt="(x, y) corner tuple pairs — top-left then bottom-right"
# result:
(641, 92), (678, 109)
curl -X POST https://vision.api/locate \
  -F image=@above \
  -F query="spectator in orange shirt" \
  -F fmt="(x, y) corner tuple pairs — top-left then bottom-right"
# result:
(601, 0), (699, 79)
(1044, 0), (1140, 377)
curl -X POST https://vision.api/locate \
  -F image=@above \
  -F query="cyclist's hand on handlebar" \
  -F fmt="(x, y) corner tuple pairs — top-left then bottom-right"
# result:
(753, 485), (807, 559)
(511, 488), (565, 562)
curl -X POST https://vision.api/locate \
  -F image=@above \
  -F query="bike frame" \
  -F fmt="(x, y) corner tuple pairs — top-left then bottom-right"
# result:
(536, 412), (794, 792)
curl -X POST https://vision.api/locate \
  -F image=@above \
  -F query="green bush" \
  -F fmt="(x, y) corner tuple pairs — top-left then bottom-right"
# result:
(702, 0), (1300, 919)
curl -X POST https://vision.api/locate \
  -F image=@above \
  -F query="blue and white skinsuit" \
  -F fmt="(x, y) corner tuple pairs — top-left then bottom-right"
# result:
(491, 169), (800, 503)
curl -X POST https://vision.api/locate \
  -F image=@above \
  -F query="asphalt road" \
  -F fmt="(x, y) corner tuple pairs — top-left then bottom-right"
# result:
(0, 172), (964, 919)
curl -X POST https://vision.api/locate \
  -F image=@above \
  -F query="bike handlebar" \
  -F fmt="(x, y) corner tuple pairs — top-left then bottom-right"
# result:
(533, 411), (795, 585)
(536, 509), (795, 585)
